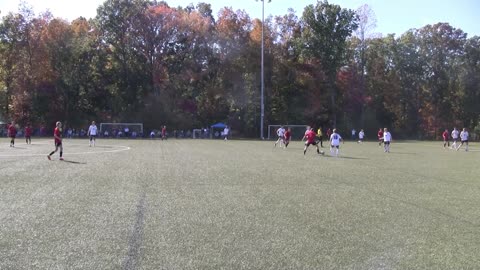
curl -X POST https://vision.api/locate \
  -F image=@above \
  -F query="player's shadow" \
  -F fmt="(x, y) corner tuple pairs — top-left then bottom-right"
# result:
(325, 155), (368, 160)
(389, 152), (416, 155)
(62, 160), (87, 165)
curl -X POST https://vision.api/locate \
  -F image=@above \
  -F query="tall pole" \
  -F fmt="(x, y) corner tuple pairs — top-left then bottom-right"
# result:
(260, 0), (265, 139)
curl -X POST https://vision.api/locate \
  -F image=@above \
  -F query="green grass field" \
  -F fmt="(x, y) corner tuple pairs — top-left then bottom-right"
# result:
(0, 137), (479, 269)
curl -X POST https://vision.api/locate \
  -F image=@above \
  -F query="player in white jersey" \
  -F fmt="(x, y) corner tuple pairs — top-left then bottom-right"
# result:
(329, 129), (343, 157)
(383, 128), (392, 152)
(456, 128), (469, 151)
(274, 126), (286, 147)
(358, 129), (365, 143)
(87, 121), (98, 147)
(450, 127), (459, 149)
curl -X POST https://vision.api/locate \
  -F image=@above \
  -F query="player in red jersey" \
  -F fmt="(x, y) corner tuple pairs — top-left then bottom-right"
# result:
(8, 121), (17, 147)
(377, 128), (384, 146)
(326, 128), (332, 139)
(284, 127), (292, 148)
(161, 125), (167, 140)
(442, 129), (449, 148)
(25, 124), (32, 144)
(47, 121), (64, 161)
(302, 127), (321, 155)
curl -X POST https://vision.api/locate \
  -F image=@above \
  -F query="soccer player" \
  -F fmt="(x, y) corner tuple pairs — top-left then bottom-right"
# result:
(326, 128), (332, 139)
(358, 129), (365, 143)
(329, 129), (343, 157)
(303, 127), (321, 155)
(383, 128), (392, 153)
(377, 128), (384, 146)
(451, 127), (459, 149)
(25, 124), (32, 144)
(223, 126), (230, 141)
(47, 121), (64, 161)
(274, 126), (286, 147)
(456, 128), (469, 151)
(87, 121), (98, 147)
(317, 127), (324, 147)
(442, 129), (449, 148)
(8, 121), (17, 147)
(161, 125), (167, 140)
(351, 128), (356, 140)
(284, 128), (292, 148)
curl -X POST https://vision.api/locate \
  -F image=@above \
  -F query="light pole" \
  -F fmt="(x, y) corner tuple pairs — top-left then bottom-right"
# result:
(259, 0), (270, 140)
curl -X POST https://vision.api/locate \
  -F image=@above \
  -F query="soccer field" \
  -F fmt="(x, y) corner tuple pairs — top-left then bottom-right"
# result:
(0, 138), (479, 269)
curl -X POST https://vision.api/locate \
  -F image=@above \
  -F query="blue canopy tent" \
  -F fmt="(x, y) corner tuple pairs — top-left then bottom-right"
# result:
(210, 122), (227, 138)
(211, 122), (226, 129)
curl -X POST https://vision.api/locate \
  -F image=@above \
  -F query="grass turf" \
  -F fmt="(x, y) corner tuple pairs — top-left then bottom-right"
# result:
(0, 138), (479, 269)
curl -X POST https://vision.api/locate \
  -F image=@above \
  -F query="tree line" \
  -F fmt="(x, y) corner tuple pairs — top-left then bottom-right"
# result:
(1, 0), (479, 138)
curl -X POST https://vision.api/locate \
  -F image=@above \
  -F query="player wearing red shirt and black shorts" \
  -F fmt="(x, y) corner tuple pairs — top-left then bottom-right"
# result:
(8, 121), (17, 147)
(47, 121), (64, 160)
(284, 128), (292, 148)
(377, 128), (384, 146)
(442, 129), (449, 148)
(303, 128), (321, 155)
(161, 125), (167, 140)
(25, 125), (32, 144)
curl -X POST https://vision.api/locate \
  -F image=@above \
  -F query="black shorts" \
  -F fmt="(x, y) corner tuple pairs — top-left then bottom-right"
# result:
(331, 145), (339, 149)
(305, 141), (318, 146)
(90, 135), (97, 140)
(461, 140), (468, 143)
(384, 141), (391, 145)
(452, 138), (458, 142)
(55, 142), (62, 147)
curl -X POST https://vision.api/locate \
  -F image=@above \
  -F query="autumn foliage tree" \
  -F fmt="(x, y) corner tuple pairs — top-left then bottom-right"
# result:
(0, 1), (479, 139)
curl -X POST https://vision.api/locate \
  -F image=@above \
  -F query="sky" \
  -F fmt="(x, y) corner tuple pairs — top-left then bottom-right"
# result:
(0, 0), (479, 37)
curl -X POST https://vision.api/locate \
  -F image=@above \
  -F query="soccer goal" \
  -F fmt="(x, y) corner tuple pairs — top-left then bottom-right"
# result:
(268, 125), (309, 140)
(100, 123), (143, 137)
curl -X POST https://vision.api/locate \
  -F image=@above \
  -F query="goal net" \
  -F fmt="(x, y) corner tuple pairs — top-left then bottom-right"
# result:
(100, 123), (143, 136)
(268, 125), (309, 140)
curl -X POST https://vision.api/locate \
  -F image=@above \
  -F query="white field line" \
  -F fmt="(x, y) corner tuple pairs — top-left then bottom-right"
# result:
(0, 143), (131, 157)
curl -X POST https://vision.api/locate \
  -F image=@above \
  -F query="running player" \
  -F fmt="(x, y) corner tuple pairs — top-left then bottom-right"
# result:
(25, 124), (32, 144)
(303, 127), (321, 155)
(47, 121), (64, 160)
(456, 128), (469, 151)
(8, 121), (17, 147)
(87, 121), (98, 147)
(383, 128), (392, 153)
(377, 128), (384, 146)
(274, 126), (286, 147)
(451, 127), (459, 149)
(442, 129), (449, 148)
(316, 127), (324, 147)
(329, 129), (343, 157)
(358, 129), (365, 143)
(284, 127), (292, 148)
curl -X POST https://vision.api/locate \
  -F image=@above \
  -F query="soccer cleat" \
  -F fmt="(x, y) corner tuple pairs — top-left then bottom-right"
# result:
(303, 149), (306, 155)
(59, 157), (64, 161)
(317, 148), (320, 154)
(47, 155), (51, 160)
